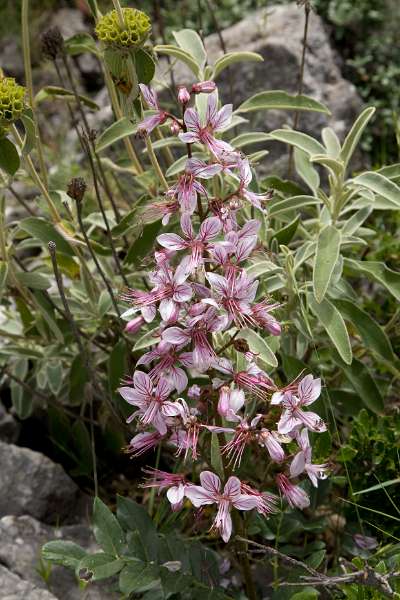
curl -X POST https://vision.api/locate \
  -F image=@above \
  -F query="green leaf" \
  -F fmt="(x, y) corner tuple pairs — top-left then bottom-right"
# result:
(353, 478), (400, 496)
(213, 51), (263, 78)
(269, 129), (326, 156)
(210, 433), (224, 479)
(64, 32), (100, 56)
(116, 495), (158, 561)
(108, 340), (127, 397)
(33, 291), (64, 343)
(0, 260), (8, 298)
(77, 554), (124, 582)
(236, 91), (330, 115)
(111, 208), (139, 237)
(92, 497), (125, 557)
(15, 271), (51, 290)
(173, 29), (206, 69)
(340, 106), (375, 168)
(10, 358), (31, 419)
(268, 195), (319, 218)
(308, 295), (352, 365)
(20, 111), (36, 155)
(95, 117), (137, 153)
(333, 299), (395, 362)
(46, 360), (63, 395)
(135, 48), (156, 85)
(119, 562), (160, 595)
(42, 540), (86, 569)
(132, 326), (161, 352)
(310, 154), (344, 180)
(125, 220), (162, 265)
(35, 86), (99, 111)
(341, 206), (372, 235)
(290, 588), (320, 600)
(19, 217), (74, 256)
(294, 148), (320, 192)
(313, 225), (341, 303)
(353, 171), (400, 208)
(321, 127), (341, 158)
(239, 328), (278, 367)
(331, 353), (384, 414)
(0, 137), (20, 176)
(154, 44), (201, 78)
(343, 258), (400, 301)
(272, 215), (300, 245)
(230, 131), (271, 149)
(69, 355), (89, 405)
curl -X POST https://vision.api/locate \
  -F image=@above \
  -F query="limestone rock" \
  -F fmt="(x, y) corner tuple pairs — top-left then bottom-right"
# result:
(0, 441), (87, 523)
(0, 565), (58, 600)
(0, 403), (20, 443)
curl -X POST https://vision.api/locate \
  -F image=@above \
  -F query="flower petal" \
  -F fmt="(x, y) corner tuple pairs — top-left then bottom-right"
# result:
(200, 470), (221, 495)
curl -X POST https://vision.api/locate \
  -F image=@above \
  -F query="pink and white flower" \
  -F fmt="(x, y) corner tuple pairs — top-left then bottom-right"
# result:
(276, 473), (310, 510)
(125, 431), (163, 457)
(142, 468), (188, 511)
(205, 270), (259, 328)
(138, 84), (168, 134)
(217, 386), (246, 421)
(179, 92), (234, 157)
(165, 158), (222, 215)
(185, 471), (259, 542)
(257, 429), (285, 462)
(290, 429), (328, 487)
(119, 371), (180, 434)
(272, 374), (326, 434)
(240, 483), (278, 516)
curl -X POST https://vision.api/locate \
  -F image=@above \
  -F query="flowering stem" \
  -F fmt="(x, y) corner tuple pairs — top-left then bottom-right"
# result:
(145, 136), (169, 191)
(21, 0), (48, 188)
(148, 442), (162, 517)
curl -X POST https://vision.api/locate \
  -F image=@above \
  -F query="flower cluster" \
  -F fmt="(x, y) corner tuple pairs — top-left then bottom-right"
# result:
(0, 73), (25, 127)
(119, 82), (329, 542)
(95, 8), (151, 49)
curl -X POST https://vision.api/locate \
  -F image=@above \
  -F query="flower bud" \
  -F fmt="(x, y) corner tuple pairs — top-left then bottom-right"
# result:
(177, 86), (190, 104)
(0, 73), (25, 127)
(67, 177), (87, 203)
(95, 8), (151, 49)
(41, 27), (64, 60)
(125, 316), (144, 334)
(170, 120), (181, 136)
(191, 80), (216, 94)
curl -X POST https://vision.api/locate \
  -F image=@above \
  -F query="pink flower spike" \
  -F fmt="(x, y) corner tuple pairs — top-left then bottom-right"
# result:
(276, 474), (310, 510)
(185, 471), (259, 542)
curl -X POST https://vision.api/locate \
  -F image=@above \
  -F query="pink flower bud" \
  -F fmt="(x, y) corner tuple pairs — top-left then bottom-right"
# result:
(191, 80), (216, 94)
(276, 474), (310, 510)
(170, 120), (181, 135)
(125, 316), (144, 334)
(177, 86), (190, 104)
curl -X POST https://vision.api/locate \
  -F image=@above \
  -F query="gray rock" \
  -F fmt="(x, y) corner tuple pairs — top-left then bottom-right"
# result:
(0, 564), (58, 600)
(157, 3), (363, 171)
(0, 441), (87, 524)
(0, 403), (20, 443)
(0, 515), (115, 600)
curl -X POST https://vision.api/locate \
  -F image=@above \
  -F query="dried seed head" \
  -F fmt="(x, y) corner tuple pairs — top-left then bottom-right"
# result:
(95, 8), (151, 50)
(41, 27), (64, 60)
(0, 71), (25, 126)
(67, 177), (87, 202)
(233, 338), (250, 353)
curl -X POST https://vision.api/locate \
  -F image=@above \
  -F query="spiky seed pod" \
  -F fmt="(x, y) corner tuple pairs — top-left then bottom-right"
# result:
(0, 73), (26, 127)
(95, 8), (151, 50)
(41, 27), (64, 60)
(67, 177), (87, 203)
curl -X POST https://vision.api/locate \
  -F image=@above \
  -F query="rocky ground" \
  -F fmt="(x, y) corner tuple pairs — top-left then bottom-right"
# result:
(0, 4), (365, 598)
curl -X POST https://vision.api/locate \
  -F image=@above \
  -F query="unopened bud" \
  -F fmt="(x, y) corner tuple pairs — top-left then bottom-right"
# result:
(67, 177), (87, 202)
(125, 316), (144, 334)
(177, 86), (190, 104)
(191, 80), (216, 94)
(233, 338), (249, 353)
(48, 241), (57, 253)
(41, 27), (64, 60)
(170, 120), (180, 135)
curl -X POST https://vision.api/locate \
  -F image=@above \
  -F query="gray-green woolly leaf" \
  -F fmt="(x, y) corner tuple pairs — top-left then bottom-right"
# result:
(352, 171), (400, 208)
(377, 163), (400, 180)
(333, 299), (395, 362)
(236, 91), (330, 114)
(294, 148), (320, 192)
(247, 260), (282, 277)
(272, 214), (300, 245)
(340, 106), (375, 168)
(331, 353), (384, 414)
(92, 497), (125, 556)
(77, 554), (124, 582)
(321, 127), (341, 157)
(269, 195), (320, 218)
(64, 32), (100, 56)
(343, 258), (400, 301)
(269, 129), (326, 156)
(154, 44), (201, 77)
(213, 51), (263, 78)
(308, 295), (352, 365)
(15, 271), (51, 290)
(34, 86), (99, 110)
(239, 328), (278, 367)
(173, 29), (206, 69)
(313, 225), (341, 303)
(230, 131), (272, 149)
(0, 260), (8, 297)
(341, 206), (372, 235)
(132, 327), (161, 351)
(95, 117), (137, 153)
(0, 137), (20, 176)
(20, 112), (36, 156)
(310, 154), (344, 180)
(42, 540), (86, 569)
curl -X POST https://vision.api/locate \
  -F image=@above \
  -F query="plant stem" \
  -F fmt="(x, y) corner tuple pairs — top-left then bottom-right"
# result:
(145, 136), (169, 190)
(21, 0), (48, 187)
